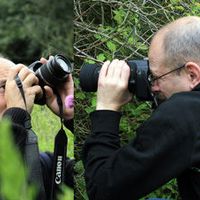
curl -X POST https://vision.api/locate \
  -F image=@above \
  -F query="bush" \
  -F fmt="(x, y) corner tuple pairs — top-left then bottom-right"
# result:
(74, 0), (199, 199)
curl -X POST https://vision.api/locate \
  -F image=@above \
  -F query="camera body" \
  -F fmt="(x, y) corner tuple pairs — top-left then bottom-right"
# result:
(28, 55), (73, 104)
(79, 60), (153, 101)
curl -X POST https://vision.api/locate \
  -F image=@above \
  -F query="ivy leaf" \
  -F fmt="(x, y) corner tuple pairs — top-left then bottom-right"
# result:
(128, 37), (134, 44)
(97, 53), (106, 61)
(76, 92), (86, 100)
(91, 96), (97, 107)
(113, 9), (125, 24)
(85, 59), (95, 64)
(106, 41), (117, 52)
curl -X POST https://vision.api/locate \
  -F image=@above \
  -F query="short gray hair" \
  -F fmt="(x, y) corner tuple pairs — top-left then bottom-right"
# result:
(162, 16), (200, 69)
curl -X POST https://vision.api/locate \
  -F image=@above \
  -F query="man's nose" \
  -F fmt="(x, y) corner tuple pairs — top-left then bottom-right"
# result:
(151, 83), (160, 93)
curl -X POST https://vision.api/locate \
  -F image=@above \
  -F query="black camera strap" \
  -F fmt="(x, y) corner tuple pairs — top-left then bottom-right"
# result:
(24, 129), (47, 200)
(50, 93), (68, 200)
(14, 75), (46, 200)
(15, 75), (27, 110)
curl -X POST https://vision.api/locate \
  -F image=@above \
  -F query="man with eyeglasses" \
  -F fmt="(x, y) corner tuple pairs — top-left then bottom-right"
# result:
(83, 16), (200, 200)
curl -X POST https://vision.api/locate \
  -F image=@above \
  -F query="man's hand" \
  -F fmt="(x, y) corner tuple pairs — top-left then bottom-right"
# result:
(96, 59), (132, 111)
(40, 57), (74, 120)
(5, 64), (42, 113)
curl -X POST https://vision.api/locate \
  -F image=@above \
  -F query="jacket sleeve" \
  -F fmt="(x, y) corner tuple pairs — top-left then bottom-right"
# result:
(2, 107), (30, 154)
(82, 95), (196, 200)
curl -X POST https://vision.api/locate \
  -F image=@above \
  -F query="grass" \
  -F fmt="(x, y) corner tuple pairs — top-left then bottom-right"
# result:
(31, 105), (74, 200)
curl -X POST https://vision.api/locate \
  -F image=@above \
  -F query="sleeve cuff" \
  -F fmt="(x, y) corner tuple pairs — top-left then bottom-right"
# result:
(90, 110), (121, 134)
(3, 107), (31, 128)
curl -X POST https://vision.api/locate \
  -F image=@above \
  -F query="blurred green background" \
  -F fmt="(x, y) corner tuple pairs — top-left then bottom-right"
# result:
(0, 0), (73, 62)
(0, 0), (74, 199)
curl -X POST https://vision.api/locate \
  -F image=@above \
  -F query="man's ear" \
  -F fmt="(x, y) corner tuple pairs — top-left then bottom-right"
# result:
(185, 62), (200, 89)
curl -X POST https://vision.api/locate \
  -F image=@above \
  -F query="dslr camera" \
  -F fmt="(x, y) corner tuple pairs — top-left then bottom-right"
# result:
(28, 54), (73, 104)
(79, 60), (153, 101)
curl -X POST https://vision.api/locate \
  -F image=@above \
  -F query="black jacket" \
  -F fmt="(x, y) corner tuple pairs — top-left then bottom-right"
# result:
(3, 107), (74, 199)
(82, 88), (200, 200)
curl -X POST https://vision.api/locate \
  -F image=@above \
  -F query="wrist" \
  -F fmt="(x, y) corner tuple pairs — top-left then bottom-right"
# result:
(96, 103), (121, 111)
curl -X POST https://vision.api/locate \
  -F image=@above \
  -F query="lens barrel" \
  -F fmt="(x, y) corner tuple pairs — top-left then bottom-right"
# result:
(35, 55), (72, 87)
(79, 60), (153, 101)
(28, 54), (73, 104)
(79, 63), (101, 92)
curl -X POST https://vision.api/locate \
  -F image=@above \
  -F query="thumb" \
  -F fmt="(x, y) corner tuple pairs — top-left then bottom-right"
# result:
(44, 86), (54, 101)
(65, 95), (74, 109)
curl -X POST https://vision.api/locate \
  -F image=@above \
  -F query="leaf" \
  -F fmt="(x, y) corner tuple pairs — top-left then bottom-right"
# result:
(128, 36), (134, 44)
(97, 53), (106, 61)
(91, 96), (97, 107)
(76, 92), (86, 100)
(113, 9), (126, 24)
(106, 41), (117, 52)
(0, 120), (36, 200)
(94, 33), (101, 39)
(85, 59), (96, 64)
(85, 107), (95, 114)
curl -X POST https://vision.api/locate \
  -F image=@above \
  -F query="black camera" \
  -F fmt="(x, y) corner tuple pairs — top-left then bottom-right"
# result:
(79, 60), (153, 101)
(28, 54), (73, 104)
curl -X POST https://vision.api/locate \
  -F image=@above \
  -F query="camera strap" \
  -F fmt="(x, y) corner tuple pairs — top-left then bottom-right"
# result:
(14, 75), (47, 200)
(15, 75), (27, 110)
(50, 93), (68, 200)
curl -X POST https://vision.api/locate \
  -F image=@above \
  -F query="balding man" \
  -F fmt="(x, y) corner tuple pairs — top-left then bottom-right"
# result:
(83, 16), (200, 200)
(0, 57), (74, 199)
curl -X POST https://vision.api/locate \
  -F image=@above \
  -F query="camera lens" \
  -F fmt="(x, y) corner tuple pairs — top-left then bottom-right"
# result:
(57, 58), (70, 72)
(35, 55), (73, 87)
(28, 55), (73, 105)
(79, 63), (100, 92)
(79, 60), (153, 101)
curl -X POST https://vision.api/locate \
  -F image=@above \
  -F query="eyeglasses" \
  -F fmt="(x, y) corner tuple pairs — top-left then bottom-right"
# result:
(148, 64), (185, 86)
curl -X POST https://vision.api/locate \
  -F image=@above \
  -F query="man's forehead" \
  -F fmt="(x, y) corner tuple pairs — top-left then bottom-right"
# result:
(0, 58), (15, 67)
(148, 55), (166, 76)
(0, 58), (15, 80)
(148, 37), (166, 73)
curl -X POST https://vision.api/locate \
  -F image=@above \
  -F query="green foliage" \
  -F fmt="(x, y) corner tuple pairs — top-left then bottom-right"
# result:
(32, 105), (74, 158)
(32, 105), (74, 199)
(0, 120), (36, 200)
(120, 101), (151, 143)
(57, 185), (74, 200)
(0, 110), (74, 200)
(0, 0), (73, 63)
(74, 0), (200, 199)
(96, 53), (106, 62)
(74, 161), (88, 200)
(106, 41), (117, 52)
(142, 179), (179, 200)
(113, 9), (127, 25)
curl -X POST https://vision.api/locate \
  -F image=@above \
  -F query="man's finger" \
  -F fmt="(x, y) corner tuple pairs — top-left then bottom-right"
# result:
(113, 60), (125, 78)
(17, 67), (33, 81)
(121, 62), (130, 84)
(40, 57), (48, 64)
(23, 73), (39, 87)
(7, 65), (24, 81)
(99, 60), (110, 84)
(31, 85), (43, 96)
(107, 59), (119, 77)
(44, 85), (54, 100)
